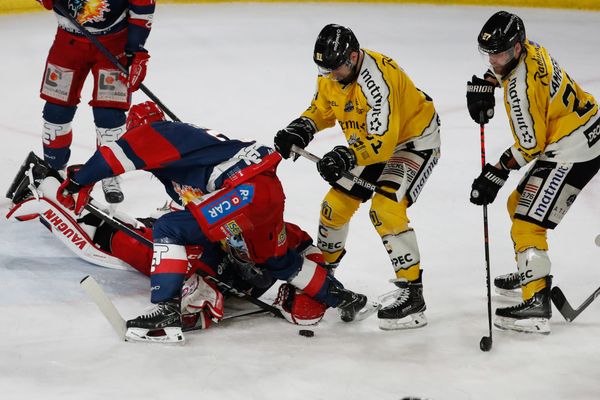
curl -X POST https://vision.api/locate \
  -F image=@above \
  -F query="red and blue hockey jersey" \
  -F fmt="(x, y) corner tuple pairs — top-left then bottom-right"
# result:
(74, 121), (281, 202)
(51, 0), (155, 52)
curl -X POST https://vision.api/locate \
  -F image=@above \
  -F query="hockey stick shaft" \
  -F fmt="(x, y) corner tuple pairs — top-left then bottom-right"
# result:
(82, 202), (284, 319)
(479, 120), (493, 341)
(551, 286), (600, 322)
(53, 3), (180, 122)
(291, 145), (399, 202)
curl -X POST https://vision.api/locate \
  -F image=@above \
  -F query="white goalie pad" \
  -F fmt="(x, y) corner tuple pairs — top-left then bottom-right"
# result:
(6, 177), (133, 271)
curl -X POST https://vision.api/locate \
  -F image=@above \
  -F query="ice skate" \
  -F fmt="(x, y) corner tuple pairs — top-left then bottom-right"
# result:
(378, 271), (427, 330)
(102, 176), (124, 204)
(494, 272), (521, 298)
(125, 299), (184, 343)
(329, 285), (379, 322)
(494, 277), (552, 335)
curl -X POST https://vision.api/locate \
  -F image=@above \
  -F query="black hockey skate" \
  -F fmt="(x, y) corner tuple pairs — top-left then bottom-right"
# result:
(494, 272), (521, 298)
(125, 299), (184, 343)
(329, 285), (379, 322)
(378, 270), (427, 330)
(102, 176), (124, 204)
(494, 276), (552, 335)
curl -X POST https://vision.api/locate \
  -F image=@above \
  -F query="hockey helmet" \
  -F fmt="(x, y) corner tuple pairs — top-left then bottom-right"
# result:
(126, 101), (166, 131)
(478, 11), (526, 54)
(313, 24), (360, 74)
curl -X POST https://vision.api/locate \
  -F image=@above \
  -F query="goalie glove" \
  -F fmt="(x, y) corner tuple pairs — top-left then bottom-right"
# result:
(470, 163), (509, 205)
(56, 165), (94, 215)
(274, 117), (316, 160)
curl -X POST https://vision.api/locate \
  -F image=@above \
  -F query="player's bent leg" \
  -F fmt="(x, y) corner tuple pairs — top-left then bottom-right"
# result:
(125, 213), (201, 343)
(318, 188), (360, 266)
(42, 102), (76, 171)
(494, 248), (552, 334)
(93, 107), (126, 204)
(370, 195), (427, 329)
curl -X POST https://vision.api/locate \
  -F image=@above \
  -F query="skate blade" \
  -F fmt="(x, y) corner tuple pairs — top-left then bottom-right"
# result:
(493, 316), (551, 335)
(378, 312), (427, 330)
(125, 327), (185, 344)
(354, 301), (381, 321)
(494, 287), (522, 298)
(338, 301), (381, 323)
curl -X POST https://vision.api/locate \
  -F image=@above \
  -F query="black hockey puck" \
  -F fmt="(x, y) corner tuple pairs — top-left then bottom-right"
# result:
(298, 329), (314, 337)
(479, 336), (492, 352)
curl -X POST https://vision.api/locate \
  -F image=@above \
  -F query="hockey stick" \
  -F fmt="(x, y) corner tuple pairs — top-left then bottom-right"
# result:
(291, 145), (399, 202)
(551, 286), (600, 322)
(477, 117), (493, 352)
(53, 2), (180, 122)
(82, 202), (284, 319)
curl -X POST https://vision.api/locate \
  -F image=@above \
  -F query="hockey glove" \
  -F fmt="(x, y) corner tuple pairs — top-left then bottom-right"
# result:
(36, 0), (54, 10)
(317, 146), (356, 183)
(56, 165), (94, 215)
(466, 75), (496, 124)
(126, 101), (166, 130)
(123, 51), (150, 92)
(274, 117), (316, 160)
(470, 163), (509, 205)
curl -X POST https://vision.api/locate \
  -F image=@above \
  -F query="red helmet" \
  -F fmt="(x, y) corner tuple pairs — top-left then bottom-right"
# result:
(126, 101), (166, 130)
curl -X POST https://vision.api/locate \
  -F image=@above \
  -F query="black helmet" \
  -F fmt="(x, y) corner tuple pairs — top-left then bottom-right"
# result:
(478, 11), (525, 54)
(313, 24), (360, 72)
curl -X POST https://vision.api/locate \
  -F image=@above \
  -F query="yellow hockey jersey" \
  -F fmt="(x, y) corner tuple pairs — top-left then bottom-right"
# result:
(301, 49), (440, 166)
(497, 40), (600, 165)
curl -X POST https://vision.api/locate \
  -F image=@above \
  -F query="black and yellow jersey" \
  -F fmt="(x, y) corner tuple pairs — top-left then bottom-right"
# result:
(301, 49), (440, 166)
(497, 40), (600, 165)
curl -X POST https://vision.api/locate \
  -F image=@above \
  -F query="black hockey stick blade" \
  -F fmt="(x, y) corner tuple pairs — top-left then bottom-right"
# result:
(551, 286), (600, 323)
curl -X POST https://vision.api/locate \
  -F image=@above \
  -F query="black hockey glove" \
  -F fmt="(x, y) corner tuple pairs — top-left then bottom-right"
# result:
(317, 146), (356, 183)
(470, 163), (509, 205)
(466, 75), (496, 124)
(274, 117), (316, 159)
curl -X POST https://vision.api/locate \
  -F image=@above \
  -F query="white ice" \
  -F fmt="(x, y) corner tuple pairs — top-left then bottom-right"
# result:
(1, 3), (599, 400)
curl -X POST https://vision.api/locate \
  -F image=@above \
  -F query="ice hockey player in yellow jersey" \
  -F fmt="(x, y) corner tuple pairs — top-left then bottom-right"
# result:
(466, 11), (600, 334)
(275, 24), (441, 330)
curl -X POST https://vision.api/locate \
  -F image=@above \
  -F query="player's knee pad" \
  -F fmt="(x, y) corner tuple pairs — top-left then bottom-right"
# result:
(370, 194), (409, 236)
(273, 283), (327, 326)
(517, 248), (551, 300)
(319, 188), (361, 229)
(382, 229), (421, 280)
(511, 218), (548, 253)
(317, 223), (349, 265)
(96, 125), (126, 145)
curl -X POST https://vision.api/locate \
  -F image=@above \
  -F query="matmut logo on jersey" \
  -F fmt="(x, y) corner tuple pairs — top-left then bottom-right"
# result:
(200, 184), (254, 224)
(41, 208), (87, 250)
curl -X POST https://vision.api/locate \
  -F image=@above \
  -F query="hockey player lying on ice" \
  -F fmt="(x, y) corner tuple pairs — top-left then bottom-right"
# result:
(7, 169), (332, 333)
(8, 101), (378, 343)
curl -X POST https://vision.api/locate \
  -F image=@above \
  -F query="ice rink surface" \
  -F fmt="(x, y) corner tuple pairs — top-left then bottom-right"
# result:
(1, 3), (599, 399)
